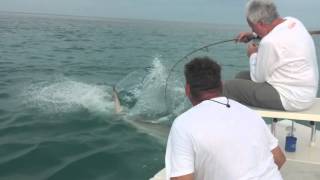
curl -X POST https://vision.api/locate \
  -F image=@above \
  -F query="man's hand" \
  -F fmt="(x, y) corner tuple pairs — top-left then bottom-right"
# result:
(272, 146), (286, 169)
(171, 173), (193, 180)
(236, 32), (255, 43)
(247, 43), (258, 57)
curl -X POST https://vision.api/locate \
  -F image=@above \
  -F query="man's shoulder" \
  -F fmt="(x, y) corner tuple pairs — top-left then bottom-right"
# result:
(173, 106), (198, 123)
(174, 99), (262, 123)
(228, 99), (264, 120)
(172, 102), (211, 128)
(284, 16), (301, 23)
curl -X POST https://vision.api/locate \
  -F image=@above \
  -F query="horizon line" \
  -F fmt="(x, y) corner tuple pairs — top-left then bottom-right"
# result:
(0, 10), (247, 27)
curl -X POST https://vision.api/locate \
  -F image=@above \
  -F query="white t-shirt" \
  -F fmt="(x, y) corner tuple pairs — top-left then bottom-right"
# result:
(165, 97), (282, 180)
(250, 17), (319, 111)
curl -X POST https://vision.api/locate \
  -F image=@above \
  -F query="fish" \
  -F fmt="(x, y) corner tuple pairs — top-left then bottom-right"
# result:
(112, 86), (170, 143)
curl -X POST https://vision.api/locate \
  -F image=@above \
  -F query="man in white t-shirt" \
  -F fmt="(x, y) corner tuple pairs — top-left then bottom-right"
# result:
(223, 0), (319, 111)
(165, 57), (286, 180)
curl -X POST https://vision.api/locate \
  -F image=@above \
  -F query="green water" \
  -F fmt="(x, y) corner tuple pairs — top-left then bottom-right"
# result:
(0, 12), (319, 180)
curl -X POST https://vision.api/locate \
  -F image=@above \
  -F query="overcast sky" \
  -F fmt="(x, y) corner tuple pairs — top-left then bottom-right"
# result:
(0, 0), (319, 28)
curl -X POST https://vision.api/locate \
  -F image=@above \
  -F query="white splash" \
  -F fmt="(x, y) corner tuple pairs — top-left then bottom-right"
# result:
(129, 57), (168, 117)
(25, 79), (114, 113)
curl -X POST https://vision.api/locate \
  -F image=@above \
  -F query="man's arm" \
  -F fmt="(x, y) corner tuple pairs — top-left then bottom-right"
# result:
(249, 40), (276, 83)
(271, 145), (286, 169)
(171, 173), (193, 180)
(166, 123), (195, 180)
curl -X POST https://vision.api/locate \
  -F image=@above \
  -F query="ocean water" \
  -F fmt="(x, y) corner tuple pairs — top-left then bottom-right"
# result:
(0, 13), (319, 180)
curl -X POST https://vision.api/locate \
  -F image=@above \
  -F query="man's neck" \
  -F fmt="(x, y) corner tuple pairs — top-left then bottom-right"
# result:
(191, 91), (222, 106)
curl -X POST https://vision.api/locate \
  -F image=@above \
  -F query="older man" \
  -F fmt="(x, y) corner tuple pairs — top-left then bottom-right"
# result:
(223, 0), (318, 111)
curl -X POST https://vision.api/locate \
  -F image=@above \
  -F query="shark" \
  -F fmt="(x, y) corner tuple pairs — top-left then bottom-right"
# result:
(112, 86), (123, 114)
(112, 86), (170, 143)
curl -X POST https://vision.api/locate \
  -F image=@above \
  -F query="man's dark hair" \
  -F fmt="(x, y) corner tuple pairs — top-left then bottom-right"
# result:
(184, 57), (222, 99)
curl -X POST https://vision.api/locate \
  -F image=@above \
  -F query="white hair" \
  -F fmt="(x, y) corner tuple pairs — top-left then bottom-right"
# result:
(246, 0), (280, 24)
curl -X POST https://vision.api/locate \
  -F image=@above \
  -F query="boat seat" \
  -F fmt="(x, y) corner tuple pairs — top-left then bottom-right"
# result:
(251, 98), (320, 146)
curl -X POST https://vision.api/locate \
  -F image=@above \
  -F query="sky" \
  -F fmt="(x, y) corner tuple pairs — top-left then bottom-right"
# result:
(0, 0), (319, 28)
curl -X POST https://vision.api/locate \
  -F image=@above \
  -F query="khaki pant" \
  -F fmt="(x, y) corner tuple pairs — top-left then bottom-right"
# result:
(223, 71), (285, 110)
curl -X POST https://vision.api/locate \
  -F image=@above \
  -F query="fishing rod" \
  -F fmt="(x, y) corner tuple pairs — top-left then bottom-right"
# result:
(310, 30), (320, 35)
(164, 29), (320, 106)
(164, 38), (236, 103)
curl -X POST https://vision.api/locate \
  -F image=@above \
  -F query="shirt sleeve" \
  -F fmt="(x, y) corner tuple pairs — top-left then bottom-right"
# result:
(249, 53), (259, 81)
(263, 123), (279, 150)
(250, 40), (278, 83)
(165, 122), (194, 179)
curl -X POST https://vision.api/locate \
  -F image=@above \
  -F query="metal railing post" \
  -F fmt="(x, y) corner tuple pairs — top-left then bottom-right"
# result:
(271, 118), (278, 136)
(310, 121), (316, 146)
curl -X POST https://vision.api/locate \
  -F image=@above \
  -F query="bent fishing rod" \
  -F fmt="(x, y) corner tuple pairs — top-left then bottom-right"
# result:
(163, 30), (320, 105)
(164, 38), (236, 102)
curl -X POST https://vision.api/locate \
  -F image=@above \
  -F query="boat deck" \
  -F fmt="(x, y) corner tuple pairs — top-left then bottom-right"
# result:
(278, 120), (320, 180)
(281, 161), (320, 180)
